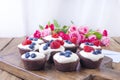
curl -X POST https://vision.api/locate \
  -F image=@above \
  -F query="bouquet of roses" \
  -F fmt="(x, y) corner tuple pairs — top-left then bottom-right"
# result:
(33, 20), (110, 46)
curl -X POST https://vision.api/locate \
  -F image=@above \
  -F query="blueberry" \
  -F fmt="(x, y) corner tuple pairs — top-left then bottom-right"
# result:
(85, 42), (89, 45)
(43, 45), (48, 50)
(31, 42), (36, 45)
(93, 51), (97, 55)
(60, 52), (65, 55)
(33, 38), (38, 41)
(25, 52), (30, 58)
(66, 40), (72, 44)
(96, 50), (101, 54)
(65, 53), (70, 57)
(29, 45), (34, 49)
(65, 50), (72, 54)
(45, 42), (50, 46)
(29, 38), (33, 40)
(31, 53), (36, 58)
(50, 40), (53, 43)
(89, 43), (94, 46)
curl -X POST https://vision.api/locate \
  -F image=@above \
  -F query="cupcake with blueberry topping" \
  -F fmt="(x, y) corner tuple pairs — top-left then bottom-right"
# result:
(21, 51), (46, 70)
(63, 40), (77, 53)
(80, 42), (101, 50)
(53, 50), (80, 72)
(18, 39), (40, 55)
(39, 40), (65, 63)
(78, 45), (104, 69)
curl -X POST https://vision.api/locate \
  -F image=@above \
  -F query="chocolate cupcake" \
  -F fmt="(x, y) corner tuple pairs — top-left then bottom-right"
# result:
(18, 39), (40, 55)
(78, 45), (104, 69)
(53, 50), (80, 72)
(39, 40), (65, 63)
(21, 51), (46, 70)
(63, 40), (77, 53)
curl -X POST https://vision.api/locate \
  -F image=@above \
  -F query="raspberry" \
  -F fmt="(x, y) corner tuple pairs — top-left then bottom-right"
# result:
(83, 46), (94, 52)
(92, 40), (101, 46)
(22, 39), (32, 45)
(70, 37), (77, 44)
(52, 33), (59, 38)
(50, 41), (61, 49)
(55, 40), (64, 45)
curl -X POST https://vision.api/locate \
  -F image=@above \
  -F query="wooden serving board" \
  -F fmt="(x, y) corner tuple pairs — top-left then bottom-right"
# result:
(0, 52), (120, 80)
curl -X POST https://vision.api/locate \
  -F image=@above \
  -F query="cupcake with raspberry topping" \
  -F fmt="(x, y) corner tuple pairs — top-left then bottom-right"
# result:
(80, 41), (101, 50)
(39, 40), (65, 63)
(53, 50), (80, 72)
(78, 45), (104, 69)
(63, 40), (77, 53)
(21, 51), (46, 70)
(18, 39), (40, 55)
(42, 33), (62, 42)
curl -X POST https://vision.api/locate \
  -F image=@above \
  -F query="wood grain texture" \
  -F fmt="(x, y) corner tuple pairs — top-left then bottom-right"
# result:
(0, 37), (120, 80)
(0, 38), (13, 51)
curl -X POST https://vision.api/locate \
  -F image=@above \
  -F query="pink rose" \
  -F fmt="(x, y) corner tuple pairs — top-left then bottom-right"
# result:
(102, 29), (108, 36)
(41, 28), (51, 37)
(58, 31), (69, 40)
(88, 35), (97, 42)
(101, 36), (110, 46)
(33, 30), (41, 38)
(78, 26), (89, 34)
(69, 25), (77, 32)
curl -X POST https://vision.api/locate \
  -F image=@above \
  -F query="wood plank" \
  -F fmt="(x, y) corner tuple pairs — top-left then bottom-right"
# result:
(0, 37), (25, 56)
(0, 38), (13, 51)
(112, 37), (120, 45)
(0, 71), (22, 80)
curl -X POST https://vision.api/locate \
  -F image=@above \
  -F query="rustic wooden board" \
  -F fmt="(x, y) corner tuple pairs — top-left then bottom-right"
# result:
(0, 38), (13, 51)
(0, 37), (120, 80)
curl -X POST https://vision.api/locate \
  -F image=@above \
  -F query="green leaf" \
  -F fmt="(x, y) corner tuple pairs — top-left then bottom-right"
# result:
(93, 32), (102, 39)
(39, 25), (44, 30)
(48, 21), (50, 26)
(62, 25), (69, 33)
(53, 20), (60, 28)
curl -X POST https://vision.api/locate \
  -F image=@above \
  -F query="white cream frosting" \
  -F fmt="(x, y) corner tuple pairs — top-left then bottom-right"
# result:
(39, 43), (65, 60)
(79, 50), (104, 61)
(63, 42), (75, 47)
(32, 39), (44, 44)
(18, 43), (39, 51)
(53, 52), (79, 63)
(80, 43), (101, 49)
(43, 35), (62, 41)
(21, 51), (45, 60)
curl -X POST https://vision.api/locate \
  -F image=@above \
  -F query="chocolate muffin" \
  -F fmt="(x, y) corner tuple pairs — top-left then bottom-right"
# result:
(18, 38), (43, 55)
(53, 50), (80, 72)
(63, 40), (77, 53)
(39, 40), (65, 63)
(21, 51), (46, 70)
(78, 45), (104, 69)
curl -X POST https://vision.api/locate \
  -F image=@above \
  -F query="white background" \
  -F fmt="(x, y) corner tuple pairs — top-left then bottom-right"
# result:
(0, 0), (120, 37)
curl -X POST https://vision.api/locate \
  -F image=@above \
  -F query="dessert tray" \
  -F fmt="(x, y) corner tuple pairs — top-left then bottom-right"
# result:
(0, 52), (120, 80)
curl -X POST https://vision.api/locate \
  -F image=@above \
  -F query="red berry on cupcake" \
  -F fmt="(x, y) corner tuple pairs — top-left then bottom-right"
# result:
(92, 40), (101, 46)
(50, 40), (61, 49)
(83, 46), (94, 52)
(52, 33), (59, 38)
(22, 39), (32, 45)
(70, 37), (77, 44)
(56, 40), (64, 45)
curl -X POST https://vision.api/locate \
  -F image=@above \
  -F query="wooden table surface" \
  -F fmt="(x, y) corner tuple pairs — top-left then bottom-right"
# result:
(0, 37), (120, 80)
